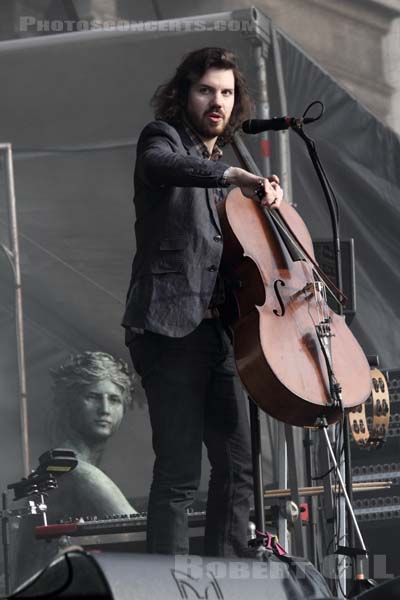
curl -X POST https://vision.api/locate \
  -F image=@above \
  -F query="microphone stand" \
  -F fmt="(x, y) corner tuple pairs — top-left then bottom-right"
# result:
(290, 121), (374, 595)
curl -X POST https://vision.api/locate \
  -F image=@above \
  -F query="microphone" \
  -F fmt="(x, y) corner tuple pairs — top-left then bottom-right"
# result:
(242, 116), (315, 134)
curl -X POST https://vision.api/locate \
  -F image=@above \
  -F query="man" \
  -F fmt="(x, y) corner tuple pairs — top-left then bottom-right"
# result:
(122, 47), (283, 557)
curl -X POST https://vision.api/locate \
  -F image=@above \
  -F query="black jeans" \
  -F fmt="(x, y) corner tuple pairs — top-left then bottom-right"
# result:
(128, 319), (253, 557)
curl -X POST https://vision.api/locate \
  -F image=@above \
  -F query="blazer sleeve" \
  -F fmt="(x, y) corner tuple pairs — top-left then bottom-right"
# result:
(135, 120), (231, 189)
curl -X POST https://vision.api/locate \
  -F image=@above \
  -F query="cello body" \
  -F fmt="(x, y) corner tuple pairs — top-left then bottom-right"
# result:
(218, 188), (371, 427)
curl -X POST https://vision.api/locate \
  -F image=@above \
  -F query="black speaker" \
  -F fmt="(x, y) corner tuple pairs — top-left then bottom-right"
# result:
(10, 548), (110, 599)
(313, 239), (356, 323)
(356, 576), (400, 599)
(11, 548), (334, 599)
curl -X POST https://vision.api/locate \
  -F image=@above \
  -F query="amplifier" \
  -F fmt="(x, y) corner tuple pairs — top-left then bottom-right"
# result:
(387, 369), (400, 402)
(313, 238), (356, 323)
(350, 369), (400, 579)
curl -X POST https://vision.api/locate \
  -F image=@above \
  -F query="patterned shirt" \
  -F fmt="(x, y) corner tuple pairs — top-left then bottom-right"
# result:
(182, 121), (226, 308)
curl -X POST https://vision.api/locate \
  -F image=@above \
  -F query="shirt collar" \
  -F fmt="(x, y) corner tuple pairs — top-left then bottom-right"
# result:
(182, 119), (223, 161)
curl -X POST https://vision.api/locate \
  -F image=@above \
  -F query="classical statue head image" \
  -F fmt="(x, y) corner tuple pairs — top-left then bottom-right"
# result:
(13, 352), (137, 587)
(50, 351), (133, 466)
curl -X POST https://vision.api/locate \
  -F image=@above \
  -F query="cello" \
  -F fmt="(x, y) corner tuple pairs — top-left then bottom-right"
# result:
(217, 137), (371, 428)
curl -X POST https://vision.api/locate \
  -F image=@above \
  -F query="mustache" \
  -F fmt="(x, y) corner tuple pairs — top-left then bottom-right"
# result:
(205, 109), (225, 118)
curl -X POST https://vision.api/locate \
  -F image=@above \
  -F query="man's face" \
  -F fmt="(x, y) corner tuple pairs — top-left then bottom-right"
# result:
(72, 379), (124, 441)
(186, 68), (235, 141)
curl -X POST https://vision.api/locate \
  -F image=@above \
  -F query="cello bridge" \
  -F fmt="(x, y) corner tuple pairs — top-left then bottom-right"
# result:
(291, 281), (318, 301)
(316, 317), (334, 338)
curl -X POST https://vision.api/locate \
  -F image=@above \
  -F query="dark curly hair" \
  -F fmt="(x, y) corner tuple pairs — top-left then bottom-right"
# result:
(151, 47), (253, 144)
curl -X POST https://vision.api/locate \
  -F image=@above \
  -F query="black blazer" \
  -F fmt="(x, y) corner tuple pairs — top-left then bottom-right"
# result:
(122, 120), (231, 337)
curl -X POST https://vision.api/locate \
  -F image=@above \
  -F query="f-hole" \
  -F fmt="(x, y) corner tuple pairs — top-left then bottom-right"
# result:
(273, 279), (286, 317)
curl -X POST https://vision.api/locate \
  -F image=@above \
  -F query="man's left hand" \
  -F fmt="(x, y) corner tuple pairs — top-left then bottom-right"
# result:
(257, 174), (283, 209)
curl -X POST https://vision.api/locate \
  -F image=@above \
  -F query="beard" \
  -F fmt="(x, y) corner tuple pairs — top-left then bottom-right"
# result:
(187, 109), (227, 140)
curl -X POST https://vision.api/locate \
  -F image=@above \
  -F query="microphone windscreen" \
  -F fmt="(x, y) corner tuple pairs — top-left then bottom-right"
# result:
(242, 119), (260, 134)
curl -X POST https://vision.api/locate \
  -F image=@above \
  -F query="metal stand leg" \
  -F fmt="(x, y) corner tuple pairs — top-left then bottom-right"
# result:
(320, 425), (366, 553)
(320, 421), (376, 598)
(248, 397), (265, 533)
(2, 492), (11, 596)
(317, 426), (343, 596)
(285, 424), (305, 557)
(304, 429), (320, 567)
(248, 402), (305, 558)
(248, 400), (287, 559)
(276, 421), (288, 550)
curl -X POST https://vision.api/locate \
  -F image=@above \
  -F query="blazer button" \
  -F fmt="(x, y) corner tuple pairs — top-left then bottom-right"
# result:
(208, 265), (217, 272)
(213, 235), (222, 242)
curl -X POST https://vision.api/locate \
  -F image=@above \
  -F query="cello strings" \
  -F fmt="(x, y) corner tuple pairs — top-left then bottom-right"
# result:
(265, 206), (344, 308)
(269, 207), (340, 304)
